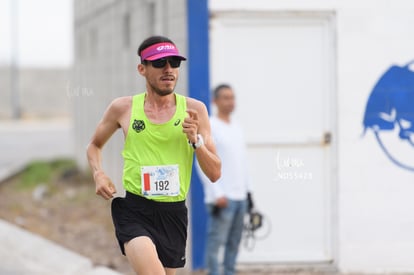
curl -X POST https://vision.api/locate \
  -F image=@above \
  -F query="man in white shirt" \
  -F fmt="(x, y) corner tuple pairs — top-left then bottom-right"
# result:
(197, 84), (253, 275)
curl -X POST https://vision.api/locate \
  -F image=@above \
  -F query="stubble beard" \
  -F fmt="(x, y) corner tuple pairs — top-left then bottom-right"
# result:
(154, 88), (174, 97)
(149, 81), (176, 97)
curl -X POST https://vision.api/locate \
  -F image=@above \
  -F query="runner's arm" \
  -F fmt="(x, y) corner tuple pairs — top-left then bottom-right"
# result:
(184, 100), (221, 182)
(86, 98), (124, 199)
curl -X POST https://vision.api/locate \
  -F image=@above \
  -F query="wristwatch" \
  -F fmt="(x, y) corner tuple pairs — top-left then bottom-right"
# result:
(190, 134), (204, 149)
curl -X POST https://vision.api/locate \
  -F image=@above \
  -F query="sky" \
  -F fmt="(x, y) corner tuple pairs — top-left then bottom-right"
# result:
(0, 0), (73, 68)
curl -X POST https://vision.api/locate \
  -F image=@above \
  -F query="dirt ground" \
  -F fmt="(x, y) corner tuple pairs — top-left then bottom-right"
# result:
(0, 160), (354, 275)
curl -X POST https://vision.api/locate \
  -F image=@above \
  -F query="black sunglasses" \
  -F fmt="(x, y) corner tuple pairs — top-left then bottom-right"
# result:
(145, 58), (182, 68)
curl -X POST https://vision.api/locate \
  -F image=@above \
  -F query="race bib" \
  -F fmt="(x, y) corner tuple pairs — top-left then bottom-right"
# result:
(141, 165), (180, 196)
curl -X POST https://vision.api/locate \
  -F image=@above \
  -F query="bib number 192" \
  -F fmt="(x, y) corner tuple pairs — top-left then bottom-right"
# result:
(141, 165), (180, 196)
(154, 180), (169, 191)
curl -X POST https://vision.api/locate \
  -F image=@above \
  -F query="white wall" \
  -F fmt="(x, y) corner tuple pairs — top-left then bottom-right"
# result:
(337, 1), (414, 273)
(210, 0), (414, 273)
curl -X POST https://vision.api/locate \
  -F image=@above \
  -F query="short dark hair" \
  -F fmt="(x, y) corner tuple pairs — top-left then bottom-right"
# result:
(213, 84), (232, 99)
(137, 35), (175, 58)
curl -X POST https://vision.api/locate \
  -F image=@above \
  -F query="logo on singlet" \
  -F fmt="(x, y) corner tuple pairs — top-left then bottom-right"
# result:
(132, 119), (145, 133)
(174, 119), (181, 126)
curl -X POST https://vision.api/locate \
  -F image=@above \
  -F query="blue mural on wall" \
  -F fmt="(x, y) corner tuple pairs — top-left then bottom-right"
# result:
(363, 61), (414, 171)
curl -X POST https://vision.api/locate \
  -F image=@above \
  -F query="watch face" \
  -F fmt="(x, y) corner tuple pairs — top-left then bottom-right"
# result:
(195, 134), (204, 148)
(189, 134), (203, 149)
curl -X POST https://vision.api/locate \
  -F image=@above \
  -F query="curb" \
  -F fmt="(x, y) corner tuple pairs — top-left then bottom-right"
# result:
(0, 220), (122, 275)
(0, 161), (26, 183)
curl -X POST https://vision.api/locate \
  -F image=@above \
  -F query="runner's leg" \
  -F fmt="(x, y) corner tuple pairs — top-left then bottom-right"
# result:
(165, 268), (177, 275)
(125, 236), (165, 275)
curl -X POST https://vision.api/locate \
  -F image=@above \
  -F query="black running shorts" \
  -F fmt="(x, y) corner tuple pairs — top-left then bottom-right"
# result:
(111, 191), (188, 268)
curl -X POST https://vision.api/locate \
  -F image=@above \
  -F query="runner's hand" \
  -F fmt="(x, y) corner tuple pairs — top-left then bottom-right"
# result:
(94, 171), (116, 200)
(183, 109), (199, 143)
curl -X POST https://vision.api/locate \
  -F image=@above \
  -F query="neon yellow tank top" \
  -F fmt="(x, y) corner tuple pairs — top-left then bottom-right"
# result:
(122, 93), (194, 202)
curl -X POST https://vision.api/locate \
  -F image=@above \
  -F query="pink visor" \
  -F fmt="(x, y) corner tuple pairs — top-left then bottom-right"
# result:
(140, 42), (186, 61)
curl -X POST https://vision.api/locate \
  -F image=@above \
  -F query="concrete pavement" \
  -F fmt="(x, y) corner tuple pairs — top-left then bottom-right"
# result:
(0, 119), (122, 275)
(0, 220), (121, 275)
